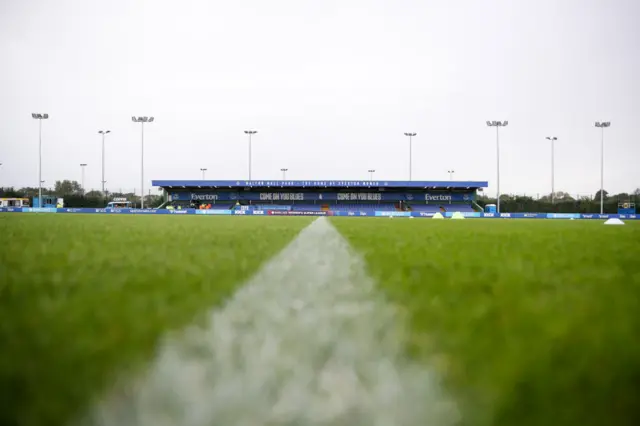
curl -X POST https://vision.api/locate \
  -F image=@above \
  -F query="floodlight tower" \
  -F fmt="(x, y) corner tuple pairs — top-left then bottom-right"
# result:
(368, 169), (376, 182)
(98, 130), (110, 196)
(448, 170), (455, 181)
(595, 122), (611, 214)
(486, 121), (508, 213)
(31, 113), (49, 207)
(545, 137), (558, 204)
(403, 133), (417, 180)
(80, 163), (87, 194)
(132, 116), (154, 208)
(281, 168), (288, 180)
(200, 168), (207, 180)
(244, 130), (258, 180)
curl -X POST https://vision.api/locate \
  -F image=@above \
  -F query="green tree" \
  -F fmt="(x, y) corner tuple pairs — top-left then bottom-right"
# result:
(84, 190), (104, 198)
(54, 180), (83, 195)
(594, 189), (609, 200)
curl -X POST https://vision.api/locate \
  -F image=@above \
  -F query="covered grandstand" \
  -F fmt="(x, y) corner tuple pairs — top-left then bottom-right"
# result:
(152, 179), (488, 215)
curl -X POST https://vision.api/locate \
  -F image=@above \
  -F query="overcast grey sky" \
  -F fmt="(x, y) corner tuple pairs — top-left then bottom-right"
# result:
(1, 0), (638, 196)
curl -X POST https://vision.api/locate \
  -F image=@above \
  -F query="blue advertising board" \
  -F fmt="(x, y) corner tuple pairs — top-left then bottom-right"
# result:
(444, 212), (482, 218)
(332, 211), (372, 217)
(0, 208), (637, 220)
(375, 211), (412, 217)
(547, 213), (581, 219)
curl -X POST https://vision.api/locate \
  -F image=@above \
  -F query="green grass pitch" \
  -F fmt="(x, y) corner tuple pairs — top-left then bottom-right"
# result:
(332, 218), (640, 426)
(1, 214), (639, 426)
(0, 214), (313, 426)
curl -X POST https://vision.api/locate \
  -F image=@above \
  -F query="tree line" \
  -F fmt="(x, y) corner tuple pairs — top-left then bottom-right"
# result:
(0, 180), (165, 208)
(477, 189), (640, 213)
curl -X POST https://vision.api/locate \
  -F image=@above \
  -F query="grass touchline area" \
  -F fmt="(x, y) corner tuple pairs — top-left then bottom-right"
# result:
(1, 215), (639, 426)
(0, 214), (313, 426)
(331, 218), (640, 426)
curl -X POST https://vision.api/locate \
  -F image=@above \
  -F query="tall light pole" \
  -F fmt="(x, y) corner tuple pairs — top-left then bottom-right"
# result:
(132, 117), (154, 208)
(546, 137), (557, 204)
(31, 113), (49, 207)
(368, 169), (376, 182)
(486, 121), (508, 213)
(98, 130), (110, 196)
(244, 130), (257, 180)
(448, 170), (455, 181)
(281, 168), (288, 180)
(200, 168), (207, 180)
(404, 132), (417, 180)
(595, 122), (611, 214)
(80, 163), (87, 194)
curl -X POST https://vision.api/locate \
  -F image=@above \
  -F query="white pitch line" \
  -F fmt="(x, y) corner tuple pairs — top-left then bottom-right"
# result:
(80, 217), (459, 426)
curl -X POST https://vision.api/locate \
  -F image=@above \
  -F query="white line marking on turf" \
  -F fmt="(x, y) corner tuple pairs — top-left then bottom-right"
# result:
(81, 217), (459, 426)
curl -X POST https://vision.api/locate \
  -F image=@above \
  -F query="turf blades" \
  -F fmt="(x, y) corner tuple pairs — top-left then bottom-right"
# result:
(80, 217), (458, 426)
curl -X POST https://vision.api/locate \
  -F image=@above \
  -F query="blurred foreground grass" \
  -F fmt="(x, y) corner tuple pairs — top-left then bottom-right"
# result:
(0, 214), (312, 426)
(332, 218), (640, 426)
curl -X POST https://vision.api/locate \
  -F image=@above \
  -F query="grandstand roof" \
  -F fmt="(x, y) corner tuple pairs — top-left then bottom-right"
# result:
(152, 180), (488, 189)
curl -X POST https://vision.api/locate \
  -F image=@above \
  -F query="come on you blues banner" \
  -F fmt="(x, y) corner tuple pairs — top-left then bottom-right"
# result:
(0, 207), (637, 220)
(171, 191), (476, 202)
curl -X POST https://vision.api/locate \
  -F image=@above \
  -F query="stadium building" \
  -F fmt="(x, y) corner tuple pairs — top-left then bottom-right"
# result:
(152, 179), (488, 215)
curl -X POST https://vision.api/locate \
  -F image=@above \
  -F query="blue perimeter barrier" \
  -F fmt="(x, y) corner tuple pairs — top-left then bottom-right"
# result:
(0, 207), (637, 220)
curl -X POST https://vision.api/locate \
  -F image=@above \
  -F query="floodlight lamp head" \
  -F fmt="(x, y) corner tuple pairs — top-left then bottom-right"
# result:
(503, 121), (508, 126)
(132, 117), (137, 122)
(43, 114), (49, 119)
(106, 130), (111, 134)
(148, 117), (154, 122)
(603, 122), (611, 127)
(486, 121), (491, 126)
(32, 113), (37, 118)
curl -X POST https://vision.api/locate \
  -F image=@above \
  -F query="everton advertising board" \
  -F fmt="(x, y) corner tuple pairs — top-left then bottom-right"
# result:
(170, 191), (476, 202)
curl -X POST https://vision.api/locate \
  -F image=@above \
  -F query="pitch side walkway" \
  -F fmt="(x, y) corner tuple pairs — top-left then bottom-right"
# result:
(79, 217), (459, 426)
